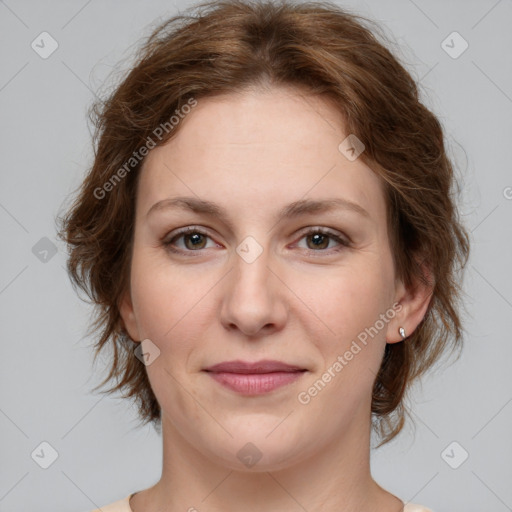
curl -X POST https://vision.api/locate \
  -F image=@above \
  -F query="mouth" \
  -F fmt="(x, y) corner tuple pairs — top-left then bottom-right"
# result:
(202, 359), (307, 395)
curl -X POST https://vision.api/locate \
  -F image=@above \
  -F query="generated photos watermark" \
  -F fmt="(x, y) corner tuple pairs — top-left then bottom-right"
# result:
(93, 96), (198, 200)
(297, 301), (403, 405)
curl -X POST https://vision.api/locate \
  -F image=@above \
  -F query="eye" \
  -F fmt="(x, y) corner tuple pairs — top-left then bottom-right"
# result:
(162, 226), (350, 255)
(294, 227), (350, 253)
(163, 227), (218, 253)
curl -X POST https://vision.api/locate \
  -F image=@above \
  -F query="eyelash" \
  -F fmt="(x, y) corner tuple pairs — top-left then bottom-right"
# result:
(162, 226), (351, 256)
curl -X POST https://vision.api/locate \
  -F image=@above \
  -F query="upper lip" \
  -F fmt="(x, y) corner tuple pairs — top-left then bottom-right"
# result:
(203, 360), (306, 373)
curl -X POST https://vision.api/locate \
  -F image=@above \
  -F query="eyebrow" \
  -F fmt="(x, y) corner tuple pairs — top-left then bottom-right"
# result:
(146, 196), (371, 227)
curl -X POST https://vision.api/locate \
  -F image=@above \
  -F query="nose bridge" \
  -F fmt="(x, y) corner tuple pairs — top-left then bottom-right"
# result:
(231, 233), (273, 299)
(220, 233), (287, 335)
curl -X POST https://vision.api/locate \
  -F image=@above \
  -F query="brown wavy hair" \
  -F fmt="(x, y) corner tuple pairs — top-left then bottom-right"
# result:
(56, 0), (470, 444)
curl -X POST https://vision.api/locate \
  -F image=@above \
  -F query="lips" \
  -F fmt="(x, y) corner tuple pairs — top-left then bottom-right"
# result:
(203, 360), (307, 395)
(203, 359), (305, 374)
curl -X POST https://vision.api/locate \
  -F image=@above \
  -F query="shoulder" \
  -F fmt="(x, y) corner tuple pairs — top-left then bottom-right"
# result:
(403, 503), (434, 512)
(89, 495), (132, 512)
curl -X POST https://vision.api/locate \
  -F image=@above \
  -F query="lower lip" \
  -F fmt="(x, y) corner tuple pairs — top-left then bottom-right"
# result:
(205, 371), (305, 395)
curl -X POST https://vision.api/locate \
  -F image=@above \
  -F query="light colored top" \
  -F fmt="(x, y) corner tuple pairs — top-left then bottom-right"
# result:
(90, 494), (434, 511)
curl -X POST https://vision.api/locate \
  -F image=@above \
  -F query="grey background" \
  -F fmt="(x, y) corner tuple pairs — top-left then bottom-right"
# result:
(0, 0), (511, 511)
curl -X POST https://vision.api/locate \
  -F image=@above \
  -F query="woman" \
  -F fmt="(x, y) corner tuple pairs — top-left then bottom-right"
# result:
(58, 0), (470, 510)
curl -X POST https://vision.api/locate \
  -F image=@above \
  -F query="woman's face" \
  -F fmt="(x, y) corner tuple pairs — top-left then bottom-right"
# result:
(120, 86), (410, 470)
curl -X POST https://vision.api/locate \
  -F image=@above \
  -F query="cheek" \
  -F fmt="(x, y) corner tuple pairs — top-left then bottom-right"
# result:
(129, 254), (212, 417)
(294, 258), (393, 346)
(130, 248), (214, 342)
(294, 264), (392, 421)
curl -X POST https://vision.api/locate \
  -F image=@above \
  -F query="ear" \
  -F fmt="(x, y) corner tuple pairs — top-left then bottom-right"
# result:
(118, 287), (141, 343)
(386, 257), (434, 344)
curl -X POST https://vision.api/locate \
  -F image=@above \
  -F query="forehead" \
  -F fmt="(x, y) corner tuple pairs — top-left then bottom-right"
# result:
(136, 86), (386, 225)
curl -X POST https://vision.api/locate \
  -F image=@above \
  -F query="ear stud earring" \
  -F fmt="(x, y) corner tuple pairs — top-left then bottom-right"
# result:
(399, 327), (406, 339)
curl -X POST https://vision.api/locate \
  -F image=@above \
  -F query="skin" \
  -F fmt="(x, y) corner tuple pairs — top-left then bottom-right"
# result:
(119, 85), (432, 512)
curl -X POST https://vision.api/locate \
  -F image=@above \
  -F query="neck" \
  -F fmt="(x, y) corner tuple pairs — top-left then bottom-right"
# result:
(131, 410), (404, 512)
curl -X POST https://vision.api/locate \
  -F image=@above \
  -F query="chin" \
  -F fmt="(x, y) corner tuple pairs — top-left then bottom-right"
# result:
(206, 431), (311, 473)
(220, 447), (302, 473)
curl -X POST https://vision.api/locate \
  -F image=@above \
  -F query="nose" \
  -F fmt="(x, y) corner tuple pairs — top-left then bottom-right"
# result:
(219, 244), (288, 338)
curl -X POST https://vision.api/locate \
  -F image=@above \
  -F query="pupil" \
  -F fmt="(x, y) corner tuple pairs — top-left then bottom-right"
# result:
(187, 233), (205, 249)
(310, 233), (328, 249)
